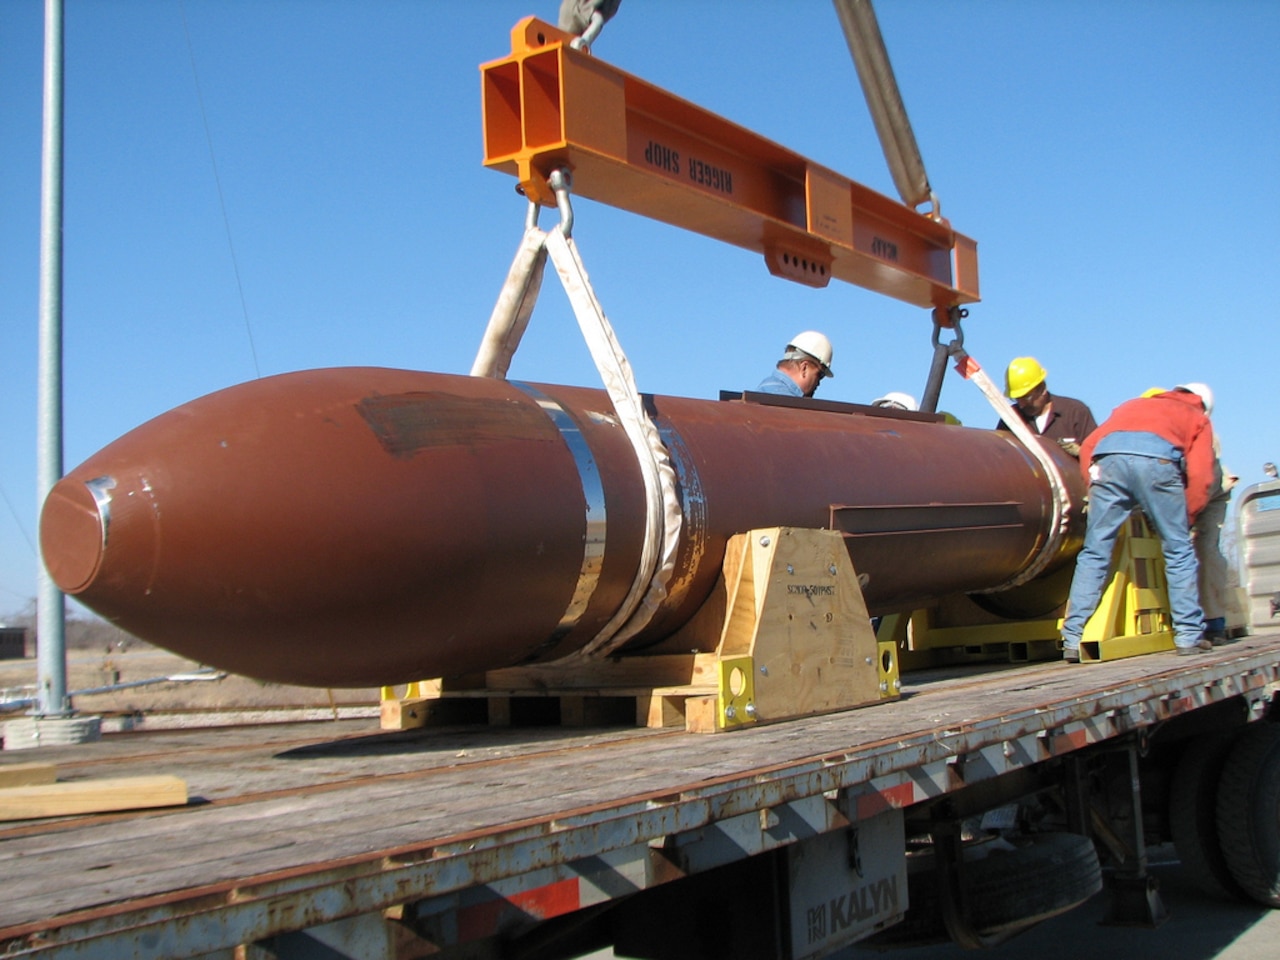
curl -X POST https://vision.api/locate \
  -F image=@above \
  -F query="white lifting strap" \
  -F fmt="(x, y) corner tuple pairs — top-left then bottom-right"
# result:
(470, 223), (547, 379)
(471, 189), (682, 659)
(544, 229), (683, 657)
(954, 347), (1073, 590)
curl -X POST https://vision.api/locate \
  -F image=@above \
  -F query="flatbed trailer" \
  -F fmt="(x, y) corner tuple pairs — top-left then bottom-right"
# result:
(2, 632), (1278, 960)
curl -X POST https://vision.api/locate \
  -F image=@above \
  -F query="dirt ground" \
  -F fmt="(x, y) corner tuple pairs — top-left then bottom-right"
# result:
(0, 644), (383, 718)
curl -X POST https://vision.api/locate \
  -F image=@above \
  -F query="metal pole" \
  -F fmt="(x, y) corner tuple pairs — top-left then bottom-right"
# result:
(36, 0), (68, 718)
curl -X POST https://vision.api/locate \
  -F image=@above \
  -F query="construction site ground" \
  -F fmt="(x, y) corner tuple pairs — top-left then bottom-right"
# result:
(0, 644), (382, 728)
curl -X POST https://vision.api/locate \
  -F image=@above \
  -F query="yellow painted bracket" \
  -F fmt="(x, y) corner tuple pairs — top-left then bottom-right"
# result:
(1077, 513), (1175, 661)
(717, 656), (757, 731)
(380, 679), (442, 730)
(481, 18), (979, 309)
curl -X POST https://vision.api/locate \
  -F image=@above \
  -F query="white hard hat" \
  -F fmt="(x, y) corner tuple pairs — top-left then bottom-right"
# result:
(1175, 382), (1214, 415)
(783, 331), (834, 378)
(872, 391), (919, 412)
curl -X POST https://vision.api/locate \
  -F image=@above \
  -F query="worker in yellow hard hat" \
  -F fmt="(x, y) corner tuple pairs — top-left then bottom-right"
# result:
(756, 330), (834, 398)
(998, 356), (1098, 457)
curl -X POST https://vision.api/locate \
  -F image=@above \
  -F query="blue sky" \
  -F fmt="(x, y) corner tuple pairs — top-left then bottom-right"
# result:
(1, 0), (1277, 619)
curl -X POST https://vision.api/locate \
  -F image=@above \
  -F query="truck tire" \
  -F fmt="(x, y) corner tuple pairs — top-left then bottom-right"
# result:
(961, 832), (1103, 932)
(865, 832), (1102, 946)
(1169, 732), (1248, 900)
(1216, 721), (1280, 907)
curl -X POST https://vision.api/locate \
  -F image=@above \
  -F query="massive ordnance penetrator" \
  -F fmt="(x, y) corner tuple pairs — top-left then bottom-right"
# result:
(40, 369), (1085, 687)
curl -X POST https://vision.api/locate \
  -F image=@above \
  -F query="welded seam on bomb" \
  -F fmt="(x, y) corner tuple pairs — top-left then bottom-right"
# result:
(512, 382), (607, 640)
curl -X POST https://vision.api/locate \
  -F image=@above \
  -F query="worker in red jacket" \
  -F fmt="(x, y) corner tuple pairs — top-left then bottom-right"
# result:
(1059, 384), (1217, 660)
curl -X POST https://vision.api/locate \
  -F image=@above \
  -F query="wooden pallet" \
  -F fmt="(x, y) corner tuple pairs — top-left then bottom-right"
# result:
(383, 527), (899, 734)
(380, 653), (719, 731)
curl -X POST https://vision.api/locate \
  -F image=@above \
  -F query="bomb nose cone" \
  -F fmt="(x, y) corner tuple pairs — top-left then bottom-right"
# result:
(41, 475), (115, 594)
(37, 368), (642, 688)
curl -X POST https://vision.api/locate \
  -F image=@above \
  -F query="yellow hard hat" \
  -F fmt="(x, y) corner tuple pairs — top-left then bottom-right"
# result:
(1141, 386), (1168, 398)
(1005, 357), (1047, 399)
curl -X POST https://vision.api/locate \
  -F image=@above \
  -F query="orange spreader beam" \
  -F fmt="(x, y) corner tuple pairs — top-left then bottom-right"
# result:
(481, 18), (979, 309)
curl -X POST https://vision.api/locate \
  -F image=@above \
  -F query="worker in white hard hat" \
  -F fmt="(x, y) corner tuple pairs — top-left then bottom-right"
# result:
(1173, 381), (1213, 416)
(755, 330), (833, 398)
(999, 356), (1098, 457)
(1168, 383), (1237, 644)
(872, 392), (919, 412)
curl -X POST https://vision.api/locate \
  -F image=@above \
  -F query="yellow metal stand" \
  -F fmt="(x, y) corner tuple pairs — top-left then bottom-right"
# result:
(884, 597), (1064, 671)
(1077, 513), (1175, 661)
(875, 515), (1178, 667)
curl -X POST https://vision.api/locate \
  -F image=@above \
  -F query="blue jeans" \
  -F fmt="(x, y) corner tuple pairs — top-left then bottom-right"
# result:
(1061, 453), (1204, 648)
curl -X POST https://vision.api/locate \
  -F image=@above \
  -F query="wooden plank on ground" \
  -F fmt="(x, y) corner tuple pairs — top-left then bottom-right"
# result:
(0, 775), (187, 821)
(0, 762), (57, 789)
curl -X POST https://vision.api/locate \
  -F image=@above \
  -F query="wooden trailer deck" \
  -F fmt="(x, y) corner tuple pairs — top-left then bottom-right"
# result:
(1, 633), (1278, 959)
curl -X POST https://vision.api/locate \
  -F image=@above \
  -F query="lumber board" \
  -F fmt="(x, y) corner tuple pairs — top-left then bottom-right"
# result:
(0, 775), (187, 822)
(0, 762), (57, 789)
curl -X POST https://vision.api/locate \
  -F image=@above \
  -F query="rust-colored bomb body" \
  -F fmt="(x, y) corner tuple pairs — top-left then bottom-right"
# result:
(40, 369), (1084, 686)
